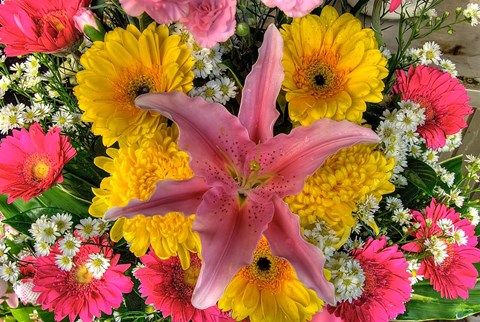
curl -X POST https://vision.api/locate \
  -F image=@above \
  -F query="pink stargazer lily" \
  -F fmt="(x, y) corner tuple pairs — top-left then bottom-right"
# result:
(104, 25), (380, 309)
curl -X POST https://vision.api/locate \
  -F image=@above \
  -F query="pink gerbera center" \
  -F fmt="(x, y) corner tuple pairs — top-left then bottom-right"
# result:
(23, 153), (53, 183)
(74, 265), (94, 285)
(38, 10), (68, 33)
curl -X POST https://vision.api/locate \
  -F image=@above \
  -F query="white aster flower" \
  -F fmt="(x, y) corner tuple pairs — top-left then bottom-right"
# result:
(326, 252), (365, 302)
(303, 220), (339, 261)
(446, 227), (468, 246)
(439, 58), (458, 77)
(75, 218), (101, 239)
(55, 254), (74, 271)
(407, 259), (424, 285)
(217, 76), (238, 104)
(192, 54), (214, 79)
(58, 234), (81, 257)
(34, 241), (51, 256)
(420, 41), (442, 65)
(437, 218), (454, 233)
(463, 3), (480, 26)
(424, 237), (448, 266)
(0, 242), (10, 263)
(465, 207), (480, 226)
(201, 79), (223, 103)
(392, 208), (413, 226)
(37, 220), (60, 244)
(51, 212), (73, 234)
(426, 8), (438, 19)
(0, 262), (19, 283)
(85, 253), (110, 279)
(385, 196), (403, 211)
(52, 110), (74, 131)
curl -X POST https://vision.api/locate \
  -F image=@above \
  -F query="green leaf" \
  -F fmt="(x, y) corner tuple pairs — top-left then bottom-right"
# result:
(36, 186), (90, 216)
(403, 158), (438, 195)
(396, 280), (480, 321)
(440, 155), (464, 187)
(10, 306), (54, 322)
(0, 195), (45, 219)
(2, 207), (80, 236)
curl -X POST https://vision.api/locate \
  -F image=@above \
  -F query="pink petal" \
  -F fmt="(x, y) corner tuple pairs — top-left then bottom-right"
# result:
(135, 92), (256, 189)
(191, 187), (274, 309)
(390, 0), (402, 12)
(238, 24), (283, 144)
(264, 198), (335, 305)
(103, 177), (210, 221)
(253, 119), (379, 198)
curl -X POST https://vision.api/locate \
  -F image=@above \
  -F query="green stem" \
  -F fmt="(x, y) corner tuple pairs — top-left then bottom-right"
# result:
(371, 0), (384, 47)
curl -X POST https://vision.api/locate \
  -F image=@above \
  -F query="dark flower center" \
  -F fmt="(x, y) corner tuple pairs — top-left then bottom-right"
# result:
(256, 257), (271, 271)
(136, 86), (150, 96)
(314, 74), (326, 86)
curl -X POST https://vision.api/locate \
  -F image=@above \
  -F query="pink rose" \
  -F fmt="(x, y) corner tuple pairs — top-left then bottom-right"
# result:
(119, 0), (190, 24)
(181, 0), (236, 48)
(261, 0), (323, 17)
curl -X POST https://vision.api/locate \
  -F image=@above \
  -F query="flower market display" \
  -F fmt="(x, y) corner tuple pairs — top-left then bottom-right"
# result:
(1, 0), (480, 321)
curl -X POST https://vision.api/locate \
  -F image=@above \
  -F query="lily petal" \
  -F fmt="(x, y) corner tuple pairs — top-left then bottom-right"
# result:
(253, 119), (379, 197)
(103, 177), (210, 221)
(191, 187), (274, 309)
(264, 197), (335, 305)
(135, 92), (256, 189)
(238, 24), (283, 144)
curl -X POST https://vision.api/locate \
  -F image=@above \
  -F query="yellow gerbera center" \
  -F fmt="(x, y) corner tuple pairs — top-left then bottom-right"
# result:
(183, 264), (201, 287)
(219, 238), (323, 322)
(23, 153), (52, 182)
(126, 75), (156, 102)
(75, 265), (93, 284)
(285, 144), (395, 246)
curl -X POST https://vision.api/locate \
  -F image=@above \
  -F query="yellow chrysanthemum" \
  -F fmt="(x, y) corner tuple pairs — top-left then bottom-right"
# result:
(285, 144), (395, 246)
(219, 238), (323, 322)
(281, 6), (388, 126)
(89, 123), (200, 268)
(74, 23), (194, 146)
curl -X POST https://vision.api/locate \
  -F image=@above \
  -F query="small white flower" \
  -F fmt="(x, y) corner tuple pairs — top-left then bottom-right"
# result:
(426, 8), (438, 19)
(217, 76), (238, 104)
(51, 212), (73, 234)
(447, 227), (468, 246)
(0, 261), (19, 283)
(439, 58), (458, 77)
(75, 218), (100, 239)
(34, 241), (51, 256)
(463, 3), (480, 26)
(59, 233), (81, 257)
(38, 220), (60, 244)
(326, 253), (365, 302)
(465, 207), (479, 226)
(85, 253), (110, 279)
(192, 55), (214, 79)
(424, 238), (448, 266)
(52, 110), (74, 131)
(407, 259), (424, 285)
(0, 242), (10, 263)
(385, 196), (403, 211)
(303, 220), (339, 261)
(55, 254), (74, 271)
(392, 208), (413, 225)
(201, 80), (223, 103)
(420, 41), (442, 65)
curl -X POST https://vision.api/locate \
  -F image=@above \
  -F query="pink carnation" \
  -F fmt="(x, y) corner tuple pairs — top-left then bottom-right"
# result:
(136, 250), (224, 322)
(119, 0), (190, 24)
(403, 198), (480, 299)
(0, 0), (90, 57)
(180, 0), (236, 48)
(33, 237), (133, 322)
(261, 0), (323, 17)
(392, 65), (473, 149)
(0, 123), (76, 203)
(328, 236), (412, 322)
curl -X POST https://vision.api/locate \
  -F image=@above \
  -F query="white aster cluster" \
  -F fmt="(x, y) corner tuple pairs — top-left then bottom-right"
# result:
(406, 41), (458, 77)
(325, 252), (366, 302)
(303, 220), (340, 261)
(377, 100), (426, 186)
(170, 23), (238, 105)
(463, 3), (480, 26)
(406, 259), (424, 285)
(28, 214), (110, 278)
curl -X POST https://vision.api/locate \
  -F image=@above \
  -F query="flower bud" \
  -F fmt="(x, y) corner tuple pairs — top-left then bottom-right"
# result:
(236, 22), (250, 37)
(73, 8), (106, 42)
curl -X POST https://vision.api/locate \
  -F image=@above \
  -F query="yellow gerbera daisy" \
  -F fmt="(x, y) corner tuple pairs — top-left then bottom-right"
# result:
(281, 6), (388, 126)
(219, 238), (323, 322)
(89, 123), (200, 269)
(74, 23), (194, 146)
(285, 144), (395, 246)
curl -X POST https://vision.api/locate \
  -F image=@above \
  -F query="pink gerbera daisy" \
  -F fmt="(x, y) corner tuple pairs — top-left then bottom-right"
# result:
(33, 237), (133, 322)
(0, 0), (91, 56)
(403, 198), (480, 299)
(328, 236), (412, 322)
(392, 65), (472, 149)
(0, 123), (76, 203)
(135, 250), (224, 322)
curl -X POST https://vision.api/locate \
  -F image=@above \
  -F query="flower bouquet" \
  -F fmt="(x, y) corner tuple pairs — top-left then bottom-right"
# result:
(1, 0), (480, 321)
